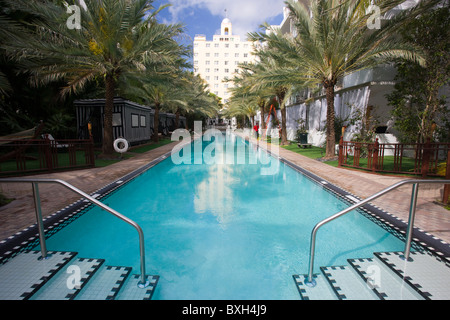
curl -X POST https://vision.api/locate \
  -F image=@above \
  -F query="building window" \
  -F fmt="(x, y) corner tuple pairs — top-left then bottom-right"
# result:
(214, 68), (219, 72)
(235, 53), (239, 57)
(206, 43), (211, 47)
(215, 43), (219, 47)
(224, 69), (229, 73)
(206, 68), (210, 72)
(206, 61), (210, 65)
(131, 114), (139, 128)
(112, 113), (122, 126)
(214, 53), (219, 57)
(140, 115), (146, 127)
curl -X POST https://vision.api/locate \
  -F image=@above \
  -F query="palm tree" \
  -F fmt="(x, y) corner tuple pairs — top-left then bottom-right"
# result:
(127, 70), (219, 141)
(227, 63), (276, 138)
(3, 0), (187, 156)
(184, 74), (220, 122)
(235, 53), (295, 144)
(249, 0), (436, 158)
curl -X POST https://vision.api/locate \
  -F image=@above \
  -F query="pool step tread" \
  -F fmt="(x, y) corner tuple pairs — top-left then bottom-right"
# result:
(293, 251), (450, 300)
(348, 257), (424, 300)
(0, 250), (160, 300)
(0, 250), (77, 300)
(116, 274), (160, 300)
(374, 251), (450, 300)
(31, 256), (105, 300)
(292, 274), (337, 300)
(76, 265), (132, 300)
(320, 265), (379, 300)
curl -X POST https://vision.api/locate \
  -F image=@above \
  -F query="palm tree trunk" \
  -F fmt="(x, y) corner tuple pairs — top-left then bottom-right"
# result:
(175, 109), (180, 129)
(276, 88), (288, 145)
(102, 74), (115, 156)
(260, 103), (266, 130)
(153, 104), (160, 143)
(324, 82), (336, 159)
(281, 107), (288, 145)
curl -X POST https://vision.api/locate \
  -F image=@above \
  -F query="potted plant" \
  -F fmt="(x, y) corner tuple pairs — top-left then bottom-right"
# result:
(296, 119), (308, 145)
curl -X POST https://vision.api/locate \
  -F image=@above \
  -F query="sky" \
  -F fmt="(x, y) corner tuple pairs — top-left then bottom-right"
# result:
(151, 0), (286, 44)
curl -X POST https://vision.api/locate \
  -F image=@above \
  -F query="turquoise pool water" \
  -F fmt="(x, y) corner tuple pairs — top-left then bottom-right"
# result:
(41, 133), (405, 299)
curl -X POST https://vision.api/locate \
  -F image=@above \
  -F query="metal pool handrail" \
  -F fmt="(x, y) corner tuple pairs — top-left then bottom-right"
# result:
(305, 179), (450, 287)
(0, 178), (150, 288)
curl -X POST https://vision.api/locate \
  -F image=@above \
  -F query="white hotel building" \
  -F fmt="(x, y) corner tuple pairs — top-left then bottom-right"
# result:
(193, 18), (258, 104)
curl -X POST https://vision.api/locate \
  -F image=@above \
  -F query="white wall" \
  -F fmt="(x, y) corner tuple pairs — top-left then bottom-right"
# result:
(254, 84), (402, 150)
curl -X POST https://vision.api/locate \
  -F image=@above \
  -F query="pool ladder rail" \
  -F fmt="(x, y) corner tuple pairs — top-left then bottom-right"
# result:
(305, 179), (450, 288)
(0, 178), (150, 289)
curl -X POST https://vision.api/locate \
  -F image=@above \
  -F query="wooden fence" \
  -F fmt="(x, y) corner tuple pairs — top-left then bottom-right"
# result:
(338, 138), (450, 203)
(0, 137), (95, 176)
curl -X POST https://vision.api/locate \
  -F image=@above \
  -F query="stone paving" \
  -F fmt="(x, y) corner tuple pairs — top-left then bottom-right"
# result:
(0, 136), (449, 246)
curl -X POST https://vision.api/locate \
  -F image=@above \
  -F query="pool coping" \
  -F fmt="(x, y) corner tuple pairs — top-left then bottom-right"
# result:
(1, 134), (449, 268)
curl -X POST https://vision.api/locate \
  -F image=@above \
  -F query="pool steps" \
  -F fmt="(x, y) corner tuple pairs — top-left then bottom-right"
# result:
(293, 251), (450, 300)
(0, 250), (158, 300)
(1, 249), (448, 300)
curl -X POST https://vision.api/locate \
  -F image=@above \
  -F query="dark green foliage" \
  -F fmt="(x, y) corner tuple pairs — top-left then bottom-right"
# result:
(387, 5), (450, 143)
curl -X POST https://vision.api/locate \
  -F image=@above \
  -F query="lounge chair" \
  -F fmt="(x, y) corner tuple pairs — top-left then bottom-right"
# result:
(42, 133), (69, 148)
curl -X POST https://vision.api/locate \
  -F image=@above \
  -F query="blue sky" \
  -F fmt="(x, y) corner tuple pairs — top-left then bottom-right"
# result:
(151, 0), (286, 44)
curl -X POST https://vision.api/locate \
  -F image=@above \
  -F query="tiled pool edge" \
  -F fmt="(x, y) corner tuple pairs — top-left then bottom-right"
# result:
(256, 139), (450, 261)
(0, 151), (173, 266)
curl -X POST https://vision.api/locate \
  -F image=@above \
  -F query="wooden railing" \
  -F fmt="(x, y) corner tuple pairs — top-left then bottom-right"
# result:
(338, 138), (449, 177)
(338, 138), (450, 204)
(0, 138), (95, 176)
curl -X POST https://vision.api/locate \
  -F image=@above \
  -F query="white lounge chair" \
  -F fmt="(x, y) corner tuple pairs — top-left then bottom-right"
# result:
(42, 133), (69, 148)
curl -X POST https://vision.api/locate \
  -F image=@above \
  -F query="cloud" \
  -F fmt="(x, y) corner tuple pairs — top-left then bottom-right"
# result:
(163, 0), (285, 39)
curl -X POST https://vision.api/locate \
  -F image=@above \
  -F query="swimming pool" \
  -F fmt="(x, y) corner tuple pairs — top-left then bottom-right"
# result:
(39, 133), (405, 300)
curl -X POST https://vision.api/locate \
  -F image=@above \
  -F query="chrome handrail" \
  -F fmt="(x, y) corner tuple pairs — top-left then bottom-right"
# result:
(305, 179), (450, 287)
(0, 178), (150, 288)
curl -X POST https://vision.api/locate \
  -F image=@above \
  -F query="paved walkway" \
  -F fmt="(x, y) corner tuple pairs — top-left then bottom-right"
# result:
(1, 136), (449, 245)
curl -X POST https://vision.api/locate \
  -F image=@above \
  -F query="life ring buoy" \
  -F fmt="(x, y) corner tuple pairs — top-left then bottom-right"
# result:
(113, 138), (129, 153)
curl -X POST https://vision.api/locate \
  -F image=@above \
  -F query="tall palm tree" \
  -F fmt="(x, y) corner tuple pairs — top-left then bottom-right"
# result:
(3, 0), (187, 156)
(249, 0), (436, 158)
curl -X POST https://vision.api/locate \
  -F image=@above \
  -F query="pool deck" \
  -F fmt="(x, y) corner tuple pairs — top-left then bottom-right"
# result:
(1, 135), (449, 249)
